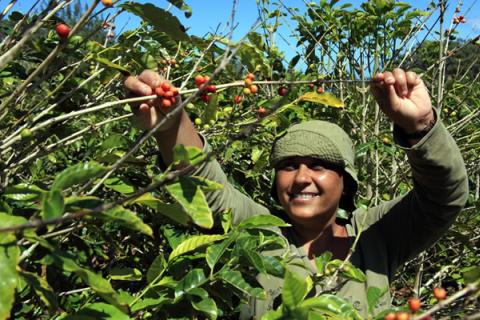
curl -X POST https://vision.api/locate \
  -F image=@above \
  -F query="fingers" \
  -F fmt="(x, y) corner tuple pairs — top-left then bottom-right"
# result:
(138, 69), (164, 89)
(406, 71), (421, 88)
(392, 68), (408, 97)
(371, 68), (421, 99)
(124, 75), (153, 96)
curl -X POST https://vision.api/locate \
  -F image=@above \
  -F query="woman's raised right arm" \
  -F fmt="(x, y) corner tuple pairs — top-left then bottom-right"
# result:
(124, 70), (270, 222)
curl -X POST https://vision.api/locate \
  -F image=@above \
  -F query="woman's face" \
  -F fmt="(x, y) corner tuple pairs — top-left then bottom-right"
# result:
(275, 157), (344, 229)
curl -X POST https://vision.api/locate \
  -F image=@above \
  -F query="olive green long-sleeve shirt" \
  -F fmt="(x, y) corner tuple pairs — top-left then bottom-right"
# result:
(189, 116), (468, 318)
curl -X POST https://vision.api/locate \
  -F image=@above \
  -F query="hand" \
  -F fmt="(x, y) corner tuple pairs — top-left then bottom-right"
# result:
(370, 68), (434, 134)
(124, 70), (181, 132)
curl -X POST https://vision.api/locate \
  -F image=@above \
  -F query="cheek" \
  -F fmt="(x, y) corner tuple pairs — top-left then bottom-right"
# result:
(314, 172), (344, 195)
(275, 172), (290, 200)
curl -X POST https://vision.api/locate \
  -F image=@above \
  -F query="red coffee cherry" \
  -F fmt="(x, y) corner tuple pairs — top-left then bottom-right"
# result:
(55, 23), (70, 39)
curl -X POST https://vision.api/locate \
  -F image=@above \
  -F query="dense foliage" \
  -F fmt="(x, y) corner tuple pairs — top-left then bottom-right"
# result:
(0, 0), (478, 319)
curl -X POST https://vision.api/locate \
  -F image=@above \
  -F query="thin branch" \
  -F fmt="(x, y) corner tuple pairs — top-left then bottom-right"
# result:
(0, 161), (200, 233)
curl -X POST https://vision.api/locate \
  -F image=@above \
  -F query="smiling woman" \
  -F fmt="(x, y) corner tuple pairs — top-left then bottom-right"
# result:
(124, 68), (469, 318)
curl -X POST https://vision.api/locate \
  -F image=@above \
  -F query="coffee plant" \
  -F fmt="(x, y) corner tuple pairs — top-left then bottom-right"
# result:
(0, 0), (478, 319)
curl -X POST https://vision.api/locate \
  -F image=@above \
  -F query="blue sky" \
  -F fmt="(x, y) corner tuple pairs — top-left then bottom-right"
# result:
(5, 0), (480, 60)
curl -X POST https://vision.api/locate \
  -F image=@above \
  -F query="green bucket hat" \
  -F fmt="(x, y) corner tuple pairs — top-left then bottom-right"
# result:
(269, 120), (358, 212)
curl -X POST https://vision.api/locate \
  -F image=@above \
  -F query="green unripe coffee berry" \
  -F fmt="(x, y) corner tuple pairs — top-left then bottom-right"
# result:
(194, 118), (202, 125)
(20, 128), (33, 138)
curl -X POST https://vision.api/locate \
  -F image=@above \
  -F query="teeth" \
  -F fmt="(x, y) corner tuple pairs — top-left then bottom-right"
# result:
(291, 193), (317, 199)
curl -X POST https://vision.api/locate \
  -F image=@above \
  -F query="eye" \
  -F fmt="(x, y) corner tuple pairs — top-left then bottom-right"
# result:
(311, 164), (325, 171)
(277, 161), (298, 171)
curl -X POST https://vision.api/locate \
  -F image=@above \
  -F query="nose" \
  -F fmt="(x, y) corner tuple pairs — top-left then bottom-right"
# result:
(293, 164), (313, 185)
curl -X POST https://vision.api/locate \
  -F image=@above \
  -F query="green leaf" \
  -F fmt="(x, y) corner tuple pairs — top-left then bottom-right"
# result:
(122, 2), (189, 41)
(147, 254), (167, 283)
(206, 232), (237, 272)
(162, 226), (188, 249)
(367, 286), (387, 315)
(167, 0), (192, 18)
(261, 309), (283, 320)
(221, 210), (233, 234)
(190, 176), (223, 191)
(51, 162), (109, 191)
(340, 263), (366, 283)
(237, 215), (290, 229)
(99, 206), (153, 237)
(282, 270), (309, 309)
(0, 212), (28, 226)
(219, 269), (266, 299)
(165, 176), (215, 228)
(3, 183), (45, 201)
(169, 234), (225, 261)
(104, 177), (135, 194)
(0, 233), (19, 320)
(65, 196), (103, 209)
(41, 190), (64, 220)
(64, 302), (131, 320)
(37, 239), (128, 313)
(109, 267), (142, 281)
(241, 249), (266, 274)
(461, 266), (480, 284)
(262, 256), (285, 277)
(314, 251), (332, 276)
(298, 92), (344, 108)
(172, 145), (206, 165)
(191, 298), (218, 319)
(130, 295), (170, 312)
(131, 193), (190, 226)
(298, 295), (362, 319)
(93, 56), (131, 76)
(20, 270), (58, 311)
(174, 269), (208, 300)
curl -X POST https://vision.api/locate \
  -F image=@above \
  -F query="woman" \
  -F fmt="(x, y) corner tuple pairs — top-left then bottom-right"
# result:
(124, 69), (468, 317)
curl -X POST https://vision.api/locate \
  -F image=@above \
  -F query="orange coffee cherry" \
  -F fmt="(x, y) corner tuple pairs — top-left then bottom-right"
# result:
(408, 298), (422, 312)
(433, 287), (446, 301)
(383, 312), (396, 320)
(101, 0), (113, 7)
(257, 107), (268, 117)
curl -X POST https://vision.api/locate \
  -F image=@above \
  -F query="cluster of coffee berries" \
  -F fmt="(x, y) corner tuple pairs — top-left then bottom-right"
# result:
(160, 58), (177, 67)
(194, 74), (216, 103)
(55, 23), (70, 39)
(307, 80), (325, 93)
(382, 287), (448, 320)
(383, 298), (422, 320)
(453, 15), (466, 24)
(243, 73), (258, 95)
(154, 81), (179, 108)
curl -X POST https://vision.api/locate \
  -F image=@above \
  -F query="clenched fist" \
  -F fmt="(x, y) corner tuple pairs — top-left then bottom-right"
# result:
(370, 68), (435, 135)
(124, 70), (182, 132)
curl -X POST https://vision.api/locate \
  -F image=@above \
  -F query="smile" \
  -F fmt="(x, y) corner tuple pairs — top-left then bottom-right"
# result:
(289, 192), (319, 200)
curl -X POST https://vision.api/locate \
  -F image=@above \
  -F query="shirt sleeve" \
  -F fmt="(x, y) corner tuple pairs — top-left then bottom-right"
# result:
(352, 109), (469, 276)
(189, 135), (271, 225)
